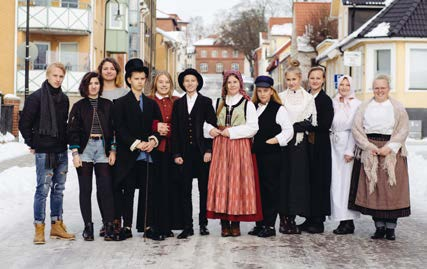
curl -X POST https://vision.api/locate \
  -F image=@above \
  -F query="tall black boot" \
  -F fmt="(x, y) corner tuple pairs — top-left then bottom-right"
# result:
(82, 222), (94, 241)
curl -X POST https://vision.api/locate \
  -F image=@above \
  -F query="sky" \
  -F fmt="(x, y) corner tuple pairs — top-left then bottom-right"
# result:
(156, 0), (241, 25)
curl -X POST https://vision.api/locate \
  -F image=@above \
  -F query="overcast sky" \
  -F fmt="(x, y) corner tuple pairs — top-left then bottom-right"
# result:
(157, 0), (241, 25)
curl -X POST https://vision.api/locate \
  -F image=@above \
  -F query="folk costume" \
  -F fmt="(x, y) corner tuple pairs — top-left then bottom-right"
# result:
(149, 93), (184, 235)
(251, 76), (294, 237)
(349, 96), (410, 239)
(171, 68), (217, 238)
(302, 88), (334, 233)
(112, 59), (162, 240)
(278, 87), (317, 234)
(329, 76), (361, 234)
(206, 70), (262, 237)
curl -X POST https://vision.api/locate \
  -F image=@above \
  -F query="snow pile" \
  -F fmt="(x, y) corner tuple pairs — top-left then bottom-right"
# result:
(271, 23), (292, 36)
(0, 140), (29, 162)
(297, 35), (315, 52)
(364, 22), (390, 37)
(193, 38), (216, 46)
(0, 132), (15, 143)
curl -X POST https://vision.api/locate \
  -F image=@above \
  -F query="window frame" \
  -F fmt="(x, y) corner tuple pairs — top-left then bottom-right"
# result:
(365, 43), (396, 92)
(200, 63), (208, 73)
(405, 43), (427, 92)
(216, 62), (223, 73)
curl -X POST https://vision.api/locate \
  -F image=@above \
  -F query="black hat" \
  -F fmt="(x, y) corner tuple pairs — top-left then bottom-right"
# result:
(178, 68), (204, 91)
(125, 58), (149, 87)
(254, 75), (274, 88)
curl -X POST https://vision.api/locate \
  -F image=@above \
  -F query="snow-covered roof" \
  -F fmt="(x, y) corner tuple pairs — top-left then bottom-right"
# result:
(297, 35), (315, 53)
(270, 23), (292, 36)
(193, 38), (216, 46)
(156, 28), (185, 46)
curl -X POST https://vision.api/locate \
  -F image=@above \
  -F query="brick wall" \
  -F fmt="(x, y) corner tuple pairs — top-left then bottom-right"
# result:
(4, 97), (20, 137)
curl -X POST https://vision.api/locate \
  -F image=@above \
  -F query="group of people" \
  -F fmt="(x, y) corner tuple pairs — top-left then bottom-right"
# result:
(19, 57), (410, 245)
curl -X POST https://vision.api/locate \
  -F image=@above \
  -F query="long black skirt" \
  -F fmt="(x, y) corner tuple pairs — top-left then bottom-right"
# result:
(279, 135), (311, 216)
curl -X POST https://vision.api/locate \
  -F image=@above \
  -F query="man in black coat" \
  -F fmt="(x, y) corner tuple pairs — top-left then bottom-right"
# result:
(112, 58), (163, 240)
(300, 67), (334, 234)
(19, 62), (75, 244)
(171, 68), (217, 239)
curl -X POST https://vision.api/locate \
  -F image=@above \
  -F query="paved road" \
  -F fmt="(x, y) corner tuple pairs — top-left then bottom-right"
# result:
(0, 152), (426, 269)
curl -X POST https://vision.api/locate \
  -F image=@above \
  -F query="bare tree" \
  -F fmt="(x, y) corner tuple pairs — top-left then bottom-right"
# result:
(187, 16), (207, 44)
(305, 9), (338, 49)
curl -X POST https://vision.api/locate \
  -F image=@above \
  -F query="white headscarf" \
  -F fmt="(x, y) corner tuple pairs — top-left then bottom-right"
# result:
(333, 75), (355, 111)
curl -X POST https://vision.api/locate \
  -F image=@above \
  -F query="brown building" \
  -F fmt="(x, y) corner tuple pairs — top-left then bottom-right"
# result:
(193, 37), (245, 74)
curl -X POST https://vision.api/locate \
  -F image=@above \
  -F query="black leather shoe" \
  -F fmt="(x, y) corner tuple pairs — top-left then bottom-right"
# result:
(297, 219), (311, 232)
(248, 225), (264, 236)
(144, 229), (165, 241)
(123, 227), (133, 239)
(104, 222), (115, 241)
(258, 227), (276, 238)
(333, 220), (355, 235)
(177, 228), (194, 239)
(83, 222), (94, 241)
(385, 228), (395, 240)
(164, 230), (174, 238)
(371, 227), (386, 239)
(306, 222), (324, 234)
(200, 225), (209, 236)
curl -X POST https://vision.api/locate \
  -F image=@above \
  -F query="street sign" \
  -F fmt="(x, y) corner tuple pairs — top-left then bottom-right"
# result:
(334, 74), (344, 90)
(344, 51), (361, 67)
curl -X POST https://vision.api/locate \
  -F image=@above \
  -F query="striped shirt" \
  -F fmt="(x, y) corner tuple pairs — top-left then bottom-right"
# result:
(89, 98), (102, 135)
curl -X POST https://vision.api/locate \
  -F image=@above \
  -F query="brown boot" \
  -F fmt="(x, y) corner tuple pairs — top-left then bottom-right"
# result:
(34, 223), (45, 245)
(231, 221), (241, 237)
(221, 220), (231, 237)
(50, 220), (75, 240)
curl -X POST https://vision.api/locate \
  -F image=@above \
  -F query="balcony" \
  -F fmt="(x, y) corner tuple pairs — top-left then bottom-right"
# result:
(16, 51), (90, 94)
(17, 0), (92, 35)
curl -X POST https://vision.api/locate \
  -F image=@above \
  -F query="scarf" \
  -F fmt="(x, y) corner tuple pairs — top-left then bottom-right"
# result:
(333, 75), (355, 113)
(39, 80), (61, 138)
(280, 87), (317, 145)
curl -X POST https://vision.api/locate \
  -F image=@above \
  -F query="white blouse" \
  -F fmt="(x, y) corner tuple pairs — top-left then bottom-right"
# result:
(204, 93), (259, 140)
(363, 99), (400, 153)
(186, 92), (198, 114)
(257, 103), (293, 146)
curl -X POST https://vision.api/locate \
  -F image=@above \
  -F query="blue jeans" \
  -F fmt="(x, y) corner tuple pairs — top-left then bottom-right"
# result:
(34, 151), (68, 224)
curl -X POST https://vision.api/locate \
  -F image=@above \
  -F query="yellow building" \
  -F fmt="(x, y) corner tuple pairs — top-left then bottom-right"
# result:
(317, 0), (427, 136)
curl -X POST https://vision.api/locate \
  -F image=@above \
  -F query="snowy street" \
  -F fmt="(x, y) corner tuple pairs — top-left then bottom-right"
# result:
(0, 140), (426, 269)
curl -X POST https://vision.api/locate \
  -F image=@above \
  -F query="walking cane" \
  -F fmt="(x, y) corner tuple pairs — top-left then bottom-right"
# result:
(143, 158), (149, 242)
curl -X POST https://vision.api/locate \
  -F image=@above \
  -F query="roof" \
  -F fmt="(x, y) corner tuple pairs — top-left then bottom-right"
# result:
(268, 17), (293, 29)
(193, 38), (216, 46)
(294, 2), (331, 36)
(316, 0), (427, 62)
(342, 0), (386, 5)
(358, 0), (427, 38)
(156, 28), (185, 46)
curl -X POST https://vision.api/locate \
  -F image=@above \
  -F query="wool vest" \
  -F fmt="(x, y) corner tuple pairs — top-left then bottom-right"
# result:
(217, 97), (247, 127)
(253, 101), (282, 153)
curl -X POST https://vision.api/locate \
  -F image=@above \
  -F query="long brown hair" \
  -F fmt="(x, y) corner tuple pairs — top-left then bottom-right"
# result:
(149, 71), (174, 101)
(252, 87), (282, 105)
(97, 57), (124, 88)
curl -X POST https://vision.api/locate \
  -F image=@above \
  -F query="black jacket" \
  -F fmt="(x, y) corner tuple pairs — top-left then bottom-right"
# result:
(112, 91), (162, 184)
(67, 97), (115, 156)
(19, 81), (69, 153)
(171, 93), (217, 158)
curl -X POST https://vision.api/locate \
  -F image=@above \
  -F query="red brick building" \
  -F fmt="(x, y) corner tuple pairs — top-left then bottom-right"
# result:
(193, 36), (245, 74)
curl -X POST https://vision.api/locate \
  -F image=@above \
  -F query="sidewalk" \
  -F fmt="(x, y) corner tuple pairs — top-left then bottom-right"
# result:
(0, 146), (426, 269)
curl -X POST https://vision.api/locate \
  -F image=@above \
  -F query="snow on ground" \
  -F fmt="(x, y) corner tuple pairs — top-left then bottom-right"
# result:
(0, 139), (29, 162)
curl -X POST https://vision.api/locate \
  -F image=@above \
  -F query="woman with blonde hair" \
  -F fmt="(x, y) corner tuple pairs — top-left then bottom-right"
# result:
(278, 59), (317, 234)
(349, 74), (410, 241)
(248, 75), (293, 237)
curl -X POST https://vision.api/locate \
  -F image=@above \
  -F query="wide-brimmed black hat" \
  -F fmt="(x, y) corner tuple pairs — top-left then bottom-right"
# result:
(178, 68), (203, 91)
(254, 75), (274, 88)
(125, 58), (149, 87)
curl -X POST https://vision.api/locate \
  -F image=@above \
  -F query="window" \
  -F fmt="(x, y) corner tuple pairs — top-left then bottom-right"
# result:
(61, 0), (78, 8)
(366, 44), (395, 91)
(406, 45), (427, 91)
(34, 43), (50, 70)
(233, 50), (239, 58)
(222, 50), (228, 58)
(59, 42), (78, 71)
(187, 63), (193, 69)
(200, 63), (208, 73)
(212, 50), (218, 57)
(34, 0), (50, 6)
(216, 63), (224, 73)
(201, 50), (207, 58)
(231, 63), (239, 71)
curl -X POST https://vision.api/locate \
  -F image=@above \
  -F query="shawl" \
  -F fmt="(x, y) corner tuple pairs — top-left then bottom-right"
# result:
(279, 87), (317, 145)
(352, 97), (409, 194)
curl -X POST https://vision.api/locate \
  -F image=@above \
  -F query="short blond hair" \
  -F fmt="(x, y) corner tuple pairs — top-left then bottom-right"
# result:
(373, 74), (390, 88)
(46, 62), (66, 76)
